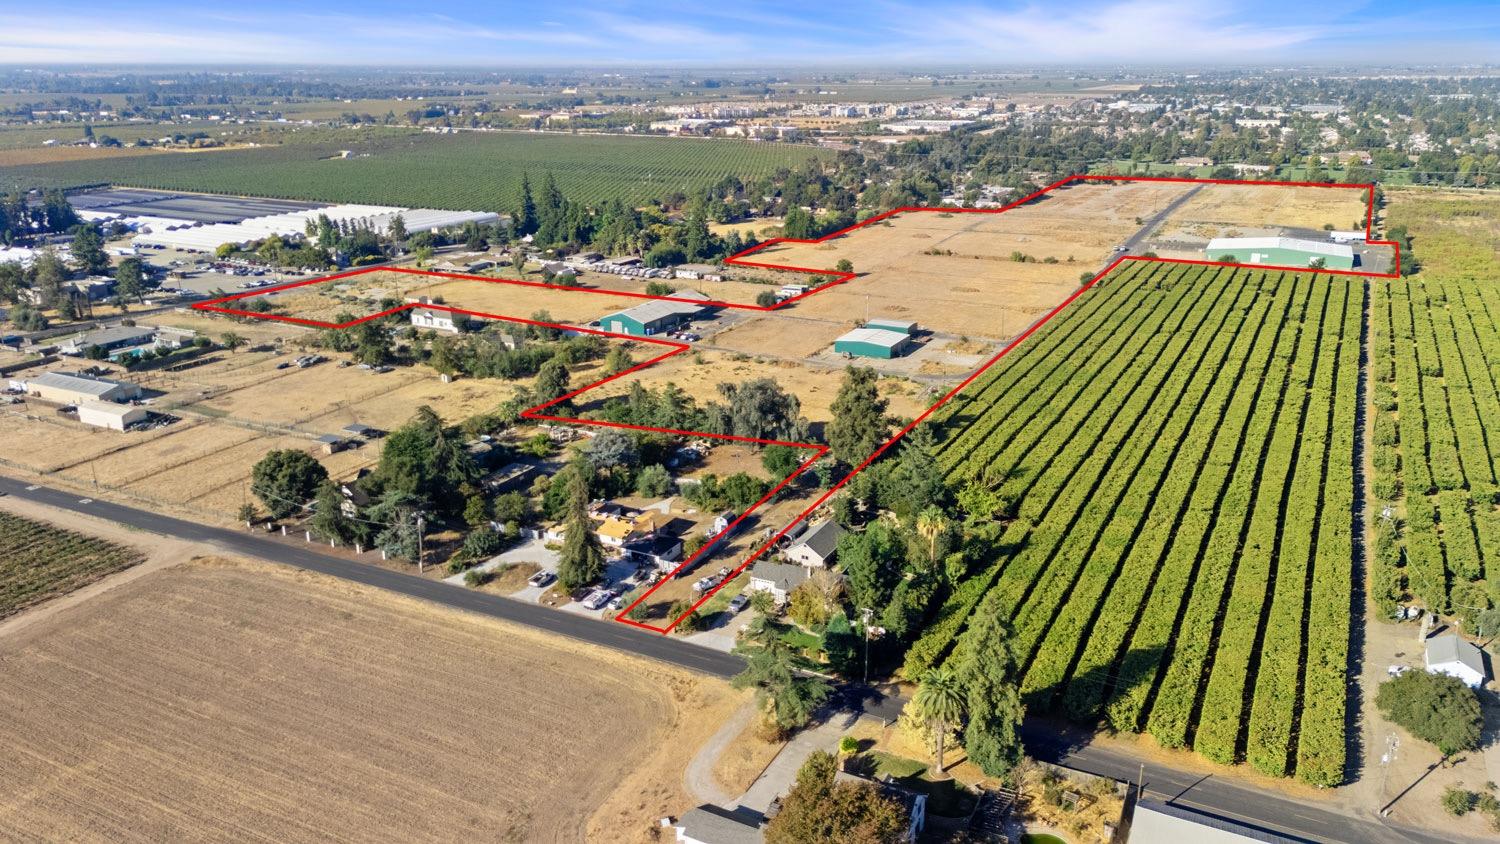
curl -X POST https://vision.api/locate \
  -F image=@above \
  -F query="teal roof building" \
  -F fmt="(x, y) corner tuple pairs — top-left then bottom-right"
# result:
(1205, 236), (1355, 270)
(834, 327), (912, 359)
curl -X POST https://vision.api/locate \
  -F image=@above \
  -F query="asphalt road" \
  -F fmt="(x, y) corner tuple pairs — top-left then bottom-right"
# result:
(1116, 181), (1205, 259)
(0, 475), (1453, 844)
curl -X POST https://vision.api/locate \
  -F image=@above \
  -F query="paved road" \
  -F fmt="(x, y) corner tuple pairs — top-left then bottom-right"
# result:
(1116, 182), (1205, 260)
(0, 475), (742, 678)
(0, 475), (1454, 844)
(846, 684), (1449, 844)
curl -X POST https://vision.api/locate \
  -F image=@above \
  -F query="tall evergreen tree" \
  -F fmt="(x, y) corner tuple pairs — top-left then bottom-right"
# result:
(951, 592), (1025, 779)
(732, 615), (833, 730)
(515, 174), (538, 236)
(826, 366), (889, 467)
(556, 469), (604, 589)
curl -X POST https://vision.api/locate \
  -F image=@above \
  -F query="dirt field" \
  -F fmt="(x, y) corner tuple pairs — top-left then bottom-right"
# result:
(255, 270), (639, 328)
(0, 556), (743, 843)
(751, 181), (1195, 339)
(0, 145), (168, 166)
(1151, 182), (1370, 243)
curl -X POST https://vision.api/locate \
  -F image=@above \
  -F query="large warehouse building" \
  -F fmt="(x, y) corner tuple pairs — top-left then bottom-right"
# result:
(1205, 236), (1355, 270)
(599, 293), (708, 337)
(17, 371), (142, 405)
(834, 327), (913, 359)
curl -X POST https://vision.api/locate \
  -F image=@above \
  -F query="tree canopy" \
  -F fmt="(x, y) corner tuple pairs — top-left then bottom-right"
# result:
(250, 449), (329, 518)
(1376, 668), (1483, 756)
(765, 751), (909, 844)
(826, 366), (889, 467)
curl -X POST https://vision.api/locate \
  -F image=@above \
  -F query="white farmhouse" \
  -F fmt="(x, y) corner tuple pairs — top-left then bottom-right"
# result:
(410, 307), (465, 334)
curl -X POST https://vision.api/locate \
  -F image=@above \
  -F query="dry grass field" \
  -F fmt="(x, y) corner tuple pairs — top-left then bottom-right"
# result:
(0, 556), (743, 843)
(1151, 182), (1369, 243)
(751, 180), (1195, 339)
(0, 145), (168, 166)
(256, 270), (631, 328)
(578, 346), (930, 424)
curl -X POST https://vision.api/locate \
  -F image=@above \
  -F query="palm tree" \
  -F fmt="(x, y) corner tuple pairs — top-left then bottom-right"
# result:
(915, 506), (949, 567)
(913, 667), (966, 778)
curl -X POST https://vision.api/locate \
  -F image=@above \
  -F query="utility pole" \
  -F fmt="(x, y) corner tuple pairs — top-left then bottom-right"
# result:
(415, 513), (426, 574)
(1378, 732), (1399, 816)
(860, 606), (874, 685)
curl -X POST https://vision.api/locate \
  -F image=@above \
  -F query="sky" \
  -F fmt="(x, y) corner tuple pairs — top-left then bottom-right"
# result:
(1, 1), (1497, 67)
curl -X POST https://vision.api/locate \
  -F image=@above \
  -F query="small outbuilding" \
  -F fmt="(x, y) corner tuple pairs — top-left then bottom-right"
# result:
(1425, 633), (1487, 688)
(316, 434), (347, 454)
(77, 400), (148, 431)
(834, 327), (913, 359)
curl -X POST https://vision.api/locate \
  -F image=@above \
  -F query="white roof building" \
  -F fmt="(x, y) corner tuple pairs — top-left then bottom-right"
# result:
(1205, 237), (1354, 260)
(131, 204), (501, 252)
(410, 308), (464, 334)
(1425, 633), (1487, 688)
(77, 401), (149, 431)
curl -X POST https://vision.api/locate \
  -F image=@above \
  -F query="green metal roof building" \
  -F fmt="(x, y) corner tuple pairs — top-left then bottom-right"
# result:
(864, 318), (917, 335)
(834, 327), (913, 359)
(599, 296), (706, 337)
(1204, 236), (1355, 270)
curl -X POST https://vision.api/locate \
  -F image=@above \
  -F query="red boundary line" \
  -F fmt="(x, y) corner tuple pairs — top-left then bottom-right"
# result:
(193, 175), (1397, 634)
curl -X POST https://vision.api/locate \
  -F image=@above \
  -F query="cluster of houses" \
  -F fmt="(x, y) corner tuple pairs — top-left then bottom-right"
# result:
(744, 519), (846, 604)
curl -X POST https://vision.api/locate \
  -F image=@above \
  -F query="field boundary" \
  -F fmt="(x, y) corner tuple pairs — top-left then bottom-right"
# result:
(193, 175), (1396, 634)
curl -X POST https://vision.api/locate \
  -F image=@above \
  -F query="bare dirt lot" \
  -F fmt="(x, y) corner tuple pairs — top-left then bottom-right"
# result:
(0, 556), (743, 843)
(256, 270), (633, 327)
(752, 181), (1197, 339)
(1151, 182), (1370, 243)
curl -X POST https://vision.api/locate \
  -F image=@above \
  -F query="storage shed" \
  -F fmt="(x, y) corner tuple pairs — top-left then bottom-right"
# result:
(1425, 633), (1487, 688)
(77, 401), (148, 431)
(834, 327), (913, 359)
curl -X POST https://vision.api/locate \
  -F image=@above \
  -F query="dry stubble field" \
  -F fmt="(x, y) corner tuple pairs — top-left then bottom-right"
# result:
(754, 180), (1196, 339)
(0, 556), (743, 843)
(1151, 182), (1370, 242)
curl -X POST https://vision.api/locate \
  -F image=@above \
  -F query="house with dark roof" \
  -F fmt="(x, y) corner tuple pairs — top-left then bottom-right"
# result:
(748, 559), (812, 604)
(627, 534), (685, 571)
(784, 520), (844, 568)
(672, 804), (763, 844)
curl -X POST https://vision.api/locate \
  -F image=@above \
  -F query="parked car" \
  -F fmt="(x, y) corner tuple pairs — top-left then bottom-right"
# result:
(727, 593), (750, 613)
(527, 570), (555, 588)
(693, 575), (720, 593)
(582, 588), (614, 610)
(608, 594), (627, 611)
